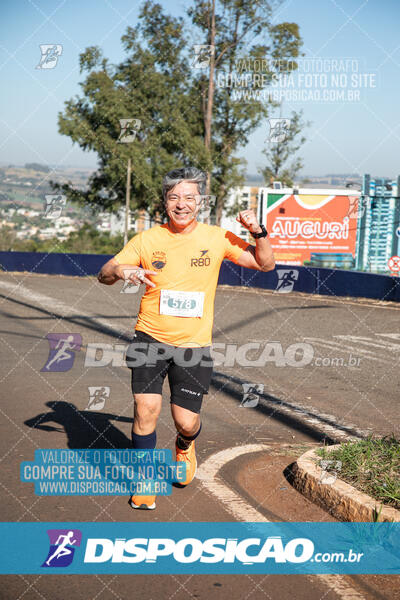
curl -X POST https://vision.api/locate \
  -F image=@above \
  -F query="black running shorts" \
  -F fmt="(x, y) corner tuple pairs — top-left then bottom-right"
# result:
(125, 330), (214, 414)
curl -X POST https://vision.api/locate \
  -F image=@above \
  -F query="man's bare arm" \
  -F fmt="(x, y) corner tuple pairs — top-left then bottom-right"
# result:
(236, 242), (275, 272)
(97, 258), (158, 287)
(234, 210), (275, 272)
(97, 258), (122, 285)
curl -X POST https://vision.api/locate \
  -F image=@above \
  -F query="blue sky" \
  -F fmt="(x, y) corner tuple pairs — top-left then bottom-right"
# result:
(0, 0), (399, 177)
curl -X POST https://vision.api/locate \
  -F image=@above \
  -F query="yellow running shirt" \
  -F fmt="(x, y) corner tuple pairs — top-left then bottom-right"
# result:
(113, 222), (249, 347)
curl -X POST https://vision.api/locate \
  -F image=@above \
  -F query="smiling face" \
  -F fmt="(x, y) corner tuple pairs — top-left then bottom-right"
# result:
(165, 181), (201, 231)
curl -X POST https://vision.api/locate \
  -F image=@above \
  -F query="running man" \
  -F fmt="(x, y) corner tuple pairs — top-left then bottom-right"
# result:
(44, 335), (76, 371)
(276, 269), (297, 292)
(98, 167), (275, 510)
(45, 531), (77, 566)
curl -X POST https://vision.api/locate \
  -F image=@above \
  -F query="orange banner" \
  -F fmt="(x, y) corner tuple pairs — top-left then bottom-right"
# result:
(265, 193), (359, 265)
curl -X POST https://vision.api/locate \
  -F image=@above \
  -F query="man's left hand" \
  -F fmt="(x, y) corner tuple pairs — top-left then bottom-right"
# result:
(236, 209), (262, 234)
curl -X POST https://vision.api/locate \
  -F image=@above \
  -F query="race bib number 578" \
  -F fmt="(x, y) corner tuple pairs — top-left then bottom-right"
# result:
(159, 290), (204, 318)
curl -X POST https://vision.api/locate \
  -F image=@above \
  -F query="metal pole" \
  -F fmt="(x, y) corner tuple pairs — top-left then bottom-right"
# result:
(258, 189), (264, 226)
(124, 157), (131, 246)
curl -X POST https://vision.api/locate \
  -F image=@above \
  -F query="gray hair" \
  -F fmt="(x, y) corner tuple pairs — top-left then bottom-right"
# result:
(162, 167), (207, 202)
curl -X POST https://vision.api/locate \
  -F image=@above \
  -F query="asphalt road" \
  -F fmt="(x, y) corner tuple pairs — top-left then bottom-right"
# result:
(0, 272), (399, 600)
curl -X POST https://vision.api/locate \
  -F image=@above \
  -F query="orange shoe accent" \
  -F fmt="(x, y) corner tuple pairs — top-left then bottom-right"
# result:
(175, 439), (197, 485)
(129, 494), (156, 510)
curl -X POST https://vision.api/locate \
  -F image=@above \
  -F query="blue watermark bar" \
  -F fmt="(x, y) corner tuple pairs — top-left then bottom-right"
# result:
(20, 449), (186, 496)
(0, 522), (398, 574)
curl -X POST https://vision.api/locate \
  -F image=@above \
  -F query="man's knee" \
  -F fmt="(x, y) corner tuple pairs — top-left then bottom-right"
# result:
(133, 395), (161, 424)
(172, 411), (200, 436)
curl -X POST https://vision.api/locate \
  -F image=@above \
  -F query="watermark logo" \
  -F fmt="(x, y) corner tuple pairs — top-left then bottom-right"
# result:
(42, 529), (81, 567)
(41, 333), (82, 372)
(192, 45), (214, 68)
(21, 449), (182, 496)
(275, 269), (299, 293)
(117, 119), (141, 143)
(36, 44), (63, 69)
(268, 118), (291, 143)
(44, 195), (66, 219)
(319, 459), (342, 485)
(85, 386), (110, 411)
(84, 340), (315, 369)
(121, 280), (140, 293)
(241, 383), (264, 407)
(221, 58), (376, 104)
(120, 268), (141, 293)
(195, 194), (215, 220)
(313, 355), (361, 368)
(84, 534), (315, 565)
(346, 196), (366, 219)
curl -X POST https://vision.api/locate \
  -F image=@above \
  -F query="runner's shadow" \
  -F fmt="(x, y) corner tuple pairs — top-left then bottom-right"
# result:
(209, 371), (362, 444)
(24, 401), (132, 449)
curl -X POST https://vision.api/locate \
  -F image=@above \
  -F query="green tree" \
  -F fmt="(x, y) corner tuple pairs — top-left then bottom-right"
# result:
(0, 226), (17, 251)
(260, 110), (309, 187)
(4, 225), (126, 255)
(53, 4), (208, 219)
(188, 0), (303, 223)
(54, 1), (303, 225)
(61, 224), (125, 254)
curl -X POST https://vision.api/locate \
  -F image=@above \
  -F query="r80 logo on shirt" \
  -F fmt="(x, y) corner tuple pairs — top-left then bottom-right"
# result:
(191, 250), (210, 267)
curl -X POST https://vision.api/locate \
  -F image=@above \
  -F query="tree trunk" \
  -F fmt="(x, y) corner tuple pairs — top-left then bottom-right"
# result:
(213, 8), (239, 226)
(215, 183), (226, 226)
(204, 0), (216, 196)
(124, 157), (131, 246)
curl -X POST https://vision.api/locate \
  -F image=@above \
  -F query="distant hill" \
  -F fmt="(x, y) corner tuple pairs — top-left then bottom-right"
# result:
(24, 163), (50, 173)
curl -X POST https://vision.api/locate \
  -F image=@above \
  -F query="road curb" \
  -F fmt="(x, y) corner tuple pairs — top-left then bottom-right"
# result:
(291, 445), (400, 522)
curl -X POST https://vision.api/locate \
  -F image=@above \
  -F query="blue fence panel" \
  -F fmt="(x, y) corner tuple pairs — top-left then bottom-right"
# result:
(314, 267), (400, 301)
(218, 260), (242, 286)
(0, 251), (399, 302)
(0, 251), (112, 277)
(219, 261), (399, 301)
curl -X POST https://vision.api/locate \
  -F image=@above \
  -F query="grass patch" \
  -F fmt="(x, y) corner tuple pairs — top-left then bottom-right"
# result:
(316, 436), (400, 510)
